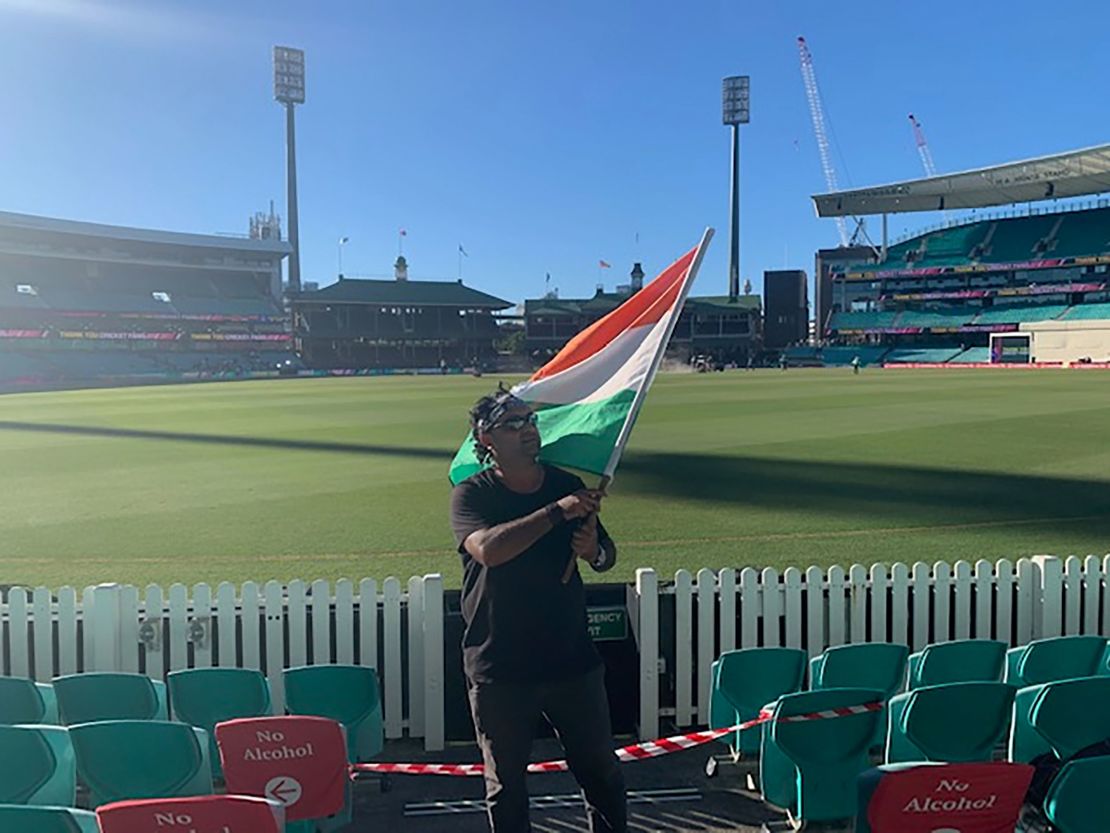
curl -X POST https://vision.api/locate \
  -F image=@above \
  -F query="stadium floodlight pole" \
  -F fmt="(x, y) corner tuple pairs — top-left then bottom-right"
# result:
(722, 76), (749, 302)
(274, 46), (306, 294)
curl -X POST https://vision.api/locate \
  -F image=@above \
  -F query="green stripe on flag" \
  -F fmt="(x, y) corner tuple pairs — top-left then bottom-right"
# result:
(447, 389), (636, 485)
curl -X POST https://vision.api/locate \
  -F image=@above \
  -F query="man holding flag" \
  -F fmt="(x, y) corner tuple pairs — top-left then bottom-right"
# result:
(448, 231), (712, 833)
(451, 390), (625, 832)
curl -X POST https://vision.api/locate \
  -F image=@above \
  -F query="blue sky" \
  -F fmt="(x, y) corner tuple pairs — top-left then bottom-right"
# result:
(1, 0), (1107, 306)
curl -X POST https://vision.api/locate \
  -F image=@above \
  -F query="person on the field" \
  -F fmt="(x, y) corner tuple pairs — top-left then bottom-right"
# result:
(851, 355), (861, 375)
(450, 387), (626, 833)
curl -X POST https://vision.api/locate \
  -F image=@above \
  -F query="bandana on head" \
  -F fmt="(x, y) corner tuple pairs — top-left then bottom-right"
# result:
(477, 391), (527, 432)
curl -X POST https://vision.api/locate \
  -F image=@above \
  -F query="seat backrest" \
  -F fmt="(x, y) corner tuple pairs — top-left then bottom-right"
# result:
(53, 674), (165, 725)
(1009, 683), (1053, 763)
(766, 688), (886, 822)
(898, 681), (1015, 762)
(283, 665), (382, 763)
(1006, 636), (1107, 686)
(167, 668), (271, 776)
(0, 726), (63, 805)
(97, 795), (284, 833)
(0, 805), (99, 833)
(812, 644), (908, 697)
(216, 716), (348, 823)
(69, 720), (212, 807)
(716, 647), (807, 714)
(857, 761), (1034, 833)
(1030, 676), (1110, 761)
(0, 677), (47, 724)
(909, 639), (1007, 688)
(771, 688), (886, 765)
(1044, 756), (1110, 833)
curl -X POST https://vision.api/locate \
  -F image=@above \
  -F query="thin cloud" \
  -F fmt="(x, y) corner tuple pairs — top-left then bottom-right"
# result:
(0, 0), (240, 47)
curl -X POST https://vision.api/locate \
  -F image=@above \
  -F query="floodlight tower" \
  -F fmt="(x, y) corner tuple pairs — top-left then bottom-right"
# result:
(274, 46), (305, 294)
(722, 75), (750, 301)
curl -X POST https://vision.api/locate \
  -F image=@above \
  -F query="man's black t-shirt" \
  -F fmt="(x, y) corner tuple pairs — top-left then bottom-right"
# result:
(449, 465), (611, 684)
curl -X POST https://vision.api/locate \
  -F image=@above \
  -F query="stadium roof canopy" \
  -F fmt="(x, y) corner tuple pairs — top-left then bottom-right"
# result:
(304, 277), (512, 309)
(812, 144), (1110, 217)
(0, 210), (291, 255)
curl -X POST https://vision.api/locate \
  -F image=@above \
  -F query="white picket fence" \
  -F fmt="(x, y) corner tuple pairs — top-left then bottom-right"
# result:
(628, 555), (1110, 739)
(0, 575), (446, 751)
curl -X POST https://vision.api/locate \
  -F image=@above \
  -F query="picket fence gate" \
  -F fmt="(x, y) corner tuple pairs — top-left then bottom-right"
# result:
(627, 555), (1110, 740)
(0, 575), (446, 750)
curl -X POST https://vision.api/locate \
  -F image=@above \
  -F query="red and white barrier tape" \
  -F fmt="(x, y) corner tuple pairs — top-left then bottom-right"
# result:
(351, 700), (883, 777)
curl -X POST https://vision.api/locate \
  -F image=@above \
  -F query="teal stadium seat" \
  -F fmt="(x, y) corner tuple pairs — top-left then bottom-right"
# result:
(1063, 301), (1110, 321)
(283, 665), (383, 763)
(1004, 636), (1107, 687)
(810, 644), (909, 696)
(1029, 676), (1110, 761)
(812, 643), (907, 750)
(0, 805), (99, 833)
(68, 720), (212, 807)
(167, 668), (271, 777)
(760, 688), (885, 823)
(0, 677), (59, 724)
(1009, 683), (1052, 763)
(53, 673), (167, 725)
(885, 681), (1015, 764)
(709, 647), (807, 756)
(1043, 757), (1110, 833)
(950, 346), (990, 363)
(0, 725), (76, 806)
(906, 639), (1007, 689)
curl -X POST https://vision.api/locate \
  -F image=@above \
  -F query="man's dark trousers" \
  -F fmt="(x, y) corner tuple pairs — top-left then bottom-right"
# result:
(468, 665), (627, 832)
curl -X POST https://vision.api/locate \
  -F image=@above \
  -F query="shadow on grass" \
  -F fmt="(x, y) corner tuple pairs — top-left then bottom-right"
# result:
(619, 451), (1110, 538)
(0, 420), (453, 460)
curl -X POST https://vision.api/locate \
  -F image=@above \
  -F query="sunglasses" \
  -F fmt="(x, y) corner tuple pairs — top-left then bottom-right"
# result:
(490, 412), (538, 432)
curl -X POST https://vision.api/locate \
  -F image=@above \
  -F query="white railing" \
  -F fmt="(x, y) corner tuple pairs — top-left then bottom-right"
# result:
(629, 555), (1110, 739)
(0, 575), (445, 751)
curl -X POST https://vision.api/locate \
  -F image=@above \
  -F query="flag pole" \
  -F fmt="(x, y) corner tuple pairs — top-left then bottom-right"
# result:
(600, 226), (714, 483)
(561, 227), (715, 583)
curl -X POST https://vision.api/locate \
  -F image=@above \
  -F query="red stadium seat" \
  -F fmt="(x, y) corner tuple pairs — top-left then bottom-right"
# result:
(857, 761), (1034, 833)
(215, 715), (348, 824)
(96, 794), (283, 833)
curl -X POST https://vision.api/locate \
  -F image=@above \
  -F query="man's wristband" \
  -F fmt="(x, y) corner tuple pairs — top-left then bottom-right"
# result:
(545, 502), (566, 527)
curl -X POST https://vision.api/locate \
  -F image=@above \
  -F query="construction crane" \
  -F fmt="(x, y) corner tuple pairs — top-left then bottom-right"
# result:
(797, 36), (849, 247)
(908, 113), (938, 177)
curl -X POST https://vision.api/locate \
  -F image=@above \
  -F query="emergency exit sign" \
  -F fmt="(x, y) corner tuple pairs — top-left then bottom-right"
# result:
(587, 607), (628, 641)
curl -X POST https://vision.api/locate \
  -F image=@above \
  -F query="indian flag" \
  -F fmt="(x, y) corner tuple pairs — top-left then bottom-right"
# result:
(448, 228), (713, 485)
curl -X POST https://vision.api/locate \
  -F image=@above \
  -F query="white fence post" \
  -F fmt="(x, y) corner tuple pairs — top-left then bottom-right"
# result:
(673, 570), (694, 728)
(407, 576), (426, 739)
(695, 569), (715, 720)
(422, 574), (445, 752)
(1033, 556), (1063, 639)
(634, 568), (659, 741)
(89, 583), (123, 672)
(382, 577), (403, 740)
(8, 588), (30, 678)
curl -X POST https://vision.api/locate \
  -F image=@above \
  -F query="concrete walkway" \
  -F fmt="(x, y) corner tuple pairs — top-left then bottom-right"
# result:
(350, 737), (787, 832)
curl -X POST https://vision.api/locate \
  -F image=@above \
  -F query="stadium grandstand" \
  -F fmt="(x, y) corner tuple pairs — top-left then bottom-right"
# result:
(292, 255), (512, 371)
(811, 144), (1110, 366)
(0, 209), (293, 391)
(524, 262), (762, 367)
